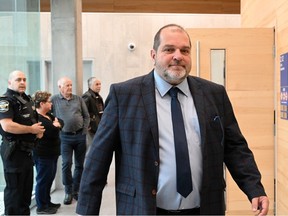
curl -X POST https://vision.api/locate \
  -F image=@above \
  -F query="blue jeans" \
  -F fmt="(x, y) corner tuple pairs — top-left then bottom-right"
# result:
(60, 133), (86, 194)
(34, 155), (58, 209)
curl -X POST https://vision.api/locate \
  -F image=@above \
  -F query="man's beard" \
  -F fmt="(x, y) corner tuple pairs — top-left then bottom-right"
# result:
(162, 67), (188, 85)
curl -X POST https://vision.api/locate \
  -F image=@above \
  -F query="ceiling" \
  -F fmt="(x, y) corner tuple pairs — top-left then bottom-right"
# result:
(40, 0), (240, 14)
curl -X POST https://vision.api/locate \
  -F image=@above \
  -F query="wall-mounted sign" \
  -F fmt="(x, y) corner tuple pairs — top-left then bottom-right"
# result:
(280, 52), (288, 119)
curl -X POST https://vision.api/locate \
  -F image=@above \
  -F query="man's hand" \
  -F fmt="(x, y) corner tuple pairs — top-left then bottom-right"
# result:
(53, 117), (61, 128)
(36, 132), (44, 139)
(252, 196), (269, 216)
(0, 118), (45, 135)
(31, 122), (45, 134)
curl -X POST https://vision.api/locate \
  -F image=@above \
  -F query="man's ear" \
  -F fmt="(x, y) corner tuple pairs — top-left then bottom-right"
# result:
(150, 49), (156, 61)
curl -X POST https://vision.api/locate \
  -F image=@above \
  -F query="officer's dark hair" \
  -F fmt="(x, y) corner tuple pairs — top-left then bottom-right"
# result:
(32, 91), (51, 108)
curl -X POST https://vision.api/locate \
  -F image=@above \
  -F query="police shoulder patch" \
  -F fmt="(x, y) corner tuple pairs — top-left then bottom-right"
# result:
(0, 100), (9, 113)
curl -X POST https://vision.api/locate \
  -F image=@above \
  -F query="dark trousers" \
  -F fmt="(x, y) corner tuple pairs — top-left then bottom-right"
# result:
(34, 155), (58, 209)
(60, 133), (86, 194)
(0, 148), (33, 215)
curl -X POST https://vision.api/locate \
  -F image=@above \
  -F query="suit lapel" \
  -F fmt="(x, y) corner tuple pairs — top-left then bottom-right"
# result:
(139, 73), (207, 158)
(187, 76), (207, 148)
(141, 71), (159, 159)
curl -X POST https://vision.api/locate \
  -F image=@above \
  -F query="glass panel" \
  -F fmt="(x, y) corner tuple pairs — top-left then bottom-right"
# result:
(0, 0), (41, 214)
(83, 60), (94, 93)
(210, 49), (226, 86)
(0, 0), (15, 11)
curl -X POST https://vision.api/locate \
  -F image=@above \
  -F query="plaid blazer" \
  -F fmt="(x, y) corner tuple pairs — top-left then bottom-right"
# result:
(76, 70), (266, 215)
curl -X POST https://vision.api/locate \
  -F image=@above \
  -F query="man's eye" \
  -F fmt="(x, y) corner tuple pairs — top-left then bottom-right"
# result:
(164, 48), (174, 53)
(181, 49), (190, 55)
(16, 78), (25, 82)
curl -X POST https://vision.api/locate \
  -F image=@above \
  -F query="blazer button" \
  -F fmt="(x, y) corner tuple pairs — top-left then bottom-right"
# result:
(152, 189), (157, 196)
(154, 161), (159, 166)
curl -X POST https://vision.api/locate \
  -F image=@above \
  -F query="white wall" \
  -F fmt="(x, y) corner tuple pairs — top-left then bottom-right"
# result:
(40, 12), (241, 99)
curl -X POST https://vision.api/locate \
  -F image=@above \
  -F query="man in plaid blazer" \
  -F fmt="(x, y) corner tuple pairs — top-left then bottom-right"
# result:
(76, 24), (269, 215)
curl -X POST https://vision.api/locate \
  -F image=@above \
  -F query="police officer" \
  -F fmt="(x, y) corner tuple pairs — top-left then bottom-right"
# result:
(0, 70), (45, 215)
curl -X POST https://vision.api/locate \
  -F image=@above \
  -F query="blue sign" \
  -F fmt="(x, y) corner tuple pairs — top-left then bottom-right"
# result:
(280, 52), (288, 119)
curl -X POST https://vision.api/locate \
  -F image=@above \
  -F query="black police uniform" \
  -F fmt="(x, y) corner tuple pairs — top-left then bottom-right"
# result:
(0, 88), (38, 215)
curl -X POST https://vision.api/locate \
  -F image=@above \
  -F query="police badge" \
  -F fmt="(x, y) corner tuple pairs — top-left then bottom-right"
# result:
(0, 100), (9, 113)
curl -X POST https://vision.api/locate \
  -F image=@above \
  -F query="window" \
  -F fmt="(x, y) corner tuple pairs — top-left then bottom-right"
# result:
(0, 0), (41, 213)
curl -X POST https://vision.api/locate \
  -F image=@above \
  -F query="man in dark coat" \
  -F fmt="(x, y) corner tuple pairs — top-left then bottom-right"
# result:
(82, 77), (104, 150)
(76, 24), (269, 216)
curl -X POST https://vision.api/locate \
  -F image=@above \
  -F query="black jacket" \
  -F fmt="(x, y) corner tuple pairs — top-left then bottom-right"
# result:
(82, 89), (104, 133)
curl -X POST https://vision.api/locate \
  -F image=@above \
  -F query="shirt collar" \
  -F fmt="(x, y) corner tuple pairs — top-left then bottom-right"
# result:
(153, 70), (190, 97)
(59, 93), (73, 100)
(88, 88), (99, 96)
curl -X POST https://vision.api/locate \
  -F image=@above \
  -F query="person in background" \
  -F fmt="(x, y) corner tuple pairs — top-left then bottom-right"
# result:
(0, 70), (45, 215)
(82, 77), (104, 151)
(76, 24), (269, 215)
(32, 91), (64, 214)
(51, 76), (89, 205)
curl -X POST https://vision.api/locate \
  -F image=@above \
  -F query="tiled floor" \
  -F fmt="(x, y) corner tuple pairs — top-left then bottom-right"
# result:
(31, 167), (116, 215)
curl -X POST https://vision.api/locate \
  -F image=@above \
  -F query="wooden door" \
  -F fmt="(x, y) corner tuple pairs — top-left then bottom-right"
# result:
(186, 28), (274, 215)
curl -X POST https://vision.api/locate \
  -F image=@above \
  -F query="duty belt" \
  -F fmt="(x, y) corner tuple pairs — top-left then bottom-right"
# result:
(16, 140), (35, 153)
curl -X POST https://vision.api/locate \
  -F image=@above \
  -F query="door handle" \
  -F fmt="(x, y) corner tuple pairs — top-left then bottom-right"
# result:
(196, 41), (200, 77)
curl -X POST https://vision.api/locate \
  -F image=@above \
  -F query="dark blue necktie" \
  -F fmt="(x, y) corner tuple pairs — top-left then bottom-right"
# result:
(169, 87), (193, 198)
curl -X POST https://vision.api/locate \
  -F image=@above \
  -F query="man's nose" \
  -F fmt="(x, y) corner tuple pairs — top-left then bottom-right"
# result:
(173, 49), (183, 61)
